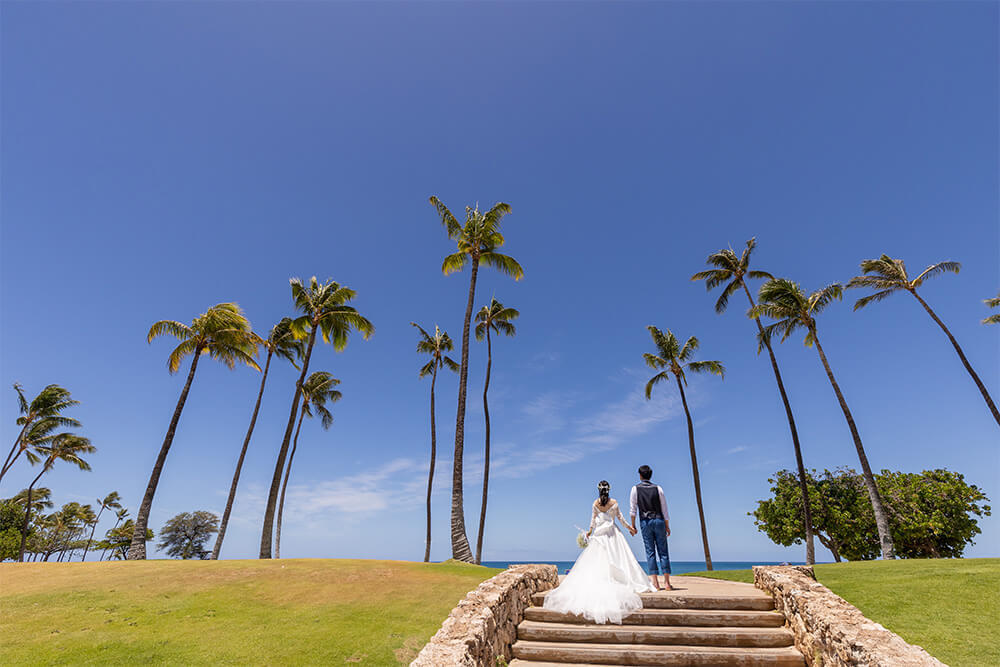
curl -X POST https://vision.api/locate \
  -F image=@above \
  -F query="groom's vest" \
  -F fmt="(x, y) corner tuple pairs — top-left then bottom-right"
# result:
(636, 481), (663, 520)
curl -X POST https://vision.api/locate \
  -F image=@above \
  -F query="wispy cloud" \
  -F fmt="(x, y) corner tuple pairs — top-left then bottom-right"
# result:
(490, 376), (689, 478)
(726, 445), (748, 455)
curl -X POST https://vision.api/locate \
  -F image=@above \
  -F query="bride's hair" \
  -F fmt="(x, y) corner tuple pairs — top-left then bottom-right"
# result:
(597, 480), (610, 506)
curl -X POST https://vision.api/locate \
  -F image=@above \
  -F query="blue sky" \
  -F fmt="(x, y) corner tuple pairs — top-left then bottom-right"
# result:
(2, 1), (997, 564)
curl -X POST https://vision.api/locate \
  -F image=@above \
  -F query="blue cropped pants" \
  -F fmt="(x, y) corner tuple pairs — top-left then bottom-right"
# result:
(639, 517), (671, 575)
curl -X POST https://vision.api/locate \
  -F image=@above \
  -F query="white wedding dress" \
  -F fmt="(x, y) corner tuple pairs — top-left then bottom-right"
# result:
(543, 498), (654, 624)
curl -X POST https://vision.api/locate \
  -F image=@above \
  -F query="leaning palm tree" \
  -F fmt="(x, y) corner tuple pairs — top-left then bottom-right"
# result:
(275, 371), (341, 559)
(82, 491), (121, 561)
(259, 278), (373, 559)
(430, 196), (523, 562)
(127, 303), (260, 560)
(644, 327), (724, 571)
(412, 323), (459, 562)
(100, 507), (129, 561)
(847, 255), (998, 426)
(212, 318), (303, 560)
(751, 279), (895, 559)
(984, 292), (1000, 325)
(2, 383), (80, 483)
(10, 486), (54, 516)
(19, 433), (95, 561)
(692, 239), (815, 564)
(473, 298), (519, 564)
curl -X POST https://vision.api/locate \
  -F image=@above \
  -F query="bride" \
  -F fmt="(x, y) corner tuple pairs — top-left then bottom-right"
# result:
(543, 480), (654, 624)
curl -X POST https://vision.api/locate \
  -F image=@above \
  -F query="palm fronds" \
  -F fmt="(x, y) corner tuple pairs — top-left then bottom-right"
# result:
(411, 323), (459, 378)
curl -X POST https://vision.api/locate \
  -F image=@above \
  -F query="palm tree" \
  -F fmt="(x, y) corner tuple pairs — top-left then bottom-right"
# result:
(212, 318), (303, 560)
(275, 371), (341, 559)
(750, 279), (895, 559)
(473, 298), (519, 564)
(847, 255), (999, 426)
(127, 303), (260, 560)
(984, 292), (1000, 325)
(19, 433), (95, 561)
(644, 327), (724, 571)
(412, 323), (459, 562)
(82, 491), (121, 561)
(430, 196), (523, 562)
(10, 486), (54, 515)
(692, 239), (815, 564)
(100, 507), (129, 561)
(259, 278), (373, 559)
(66, 504), (97, 561)
(2, 384), (80, 484)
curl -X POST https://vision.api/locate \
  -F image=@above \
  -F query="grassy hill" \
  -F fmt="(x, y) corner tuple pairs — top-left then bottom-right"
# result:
(0, 558), (500, 666)
(681, 558), (1000, 667)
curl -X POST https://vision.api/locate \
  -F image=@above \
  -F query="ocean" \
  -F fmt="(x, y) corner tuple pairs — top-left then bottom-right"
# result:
(481, 560), (801, 575)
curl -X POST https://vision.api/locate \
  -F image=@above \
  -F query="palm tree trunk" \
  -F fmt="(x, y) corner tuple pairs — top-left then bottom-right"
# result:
(260, 325), (317, 558)
(741, 283), (814, 565)
(475, 329), (493, 565)
(213, 349), (274, 560)
(18, 465), (48, 562)
(276, 405), (306, 559)
(810, 327), (895, 559)
(450, 257), (479, 563)
(911, 290), (1000, 426)
(81, 506), (105, 562)
(128, 351), (202, 560)
(0, 421), (31, 482)
(424, 367), (438, 563)
(674, 374), (713, 571)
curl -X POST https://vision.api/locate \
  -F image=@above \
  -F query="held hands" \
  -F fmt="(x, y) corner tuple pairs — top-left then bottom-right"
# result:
(627, 526), (637, 536)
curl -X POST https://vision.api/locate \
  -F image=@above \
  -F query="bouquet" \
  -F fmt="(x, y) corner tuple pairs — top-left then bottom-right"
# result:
(576, 529), (589, 549)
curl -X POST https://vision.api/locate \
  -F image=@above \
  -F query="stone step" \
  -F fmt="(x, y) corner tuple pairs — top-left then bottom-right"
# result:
(523, 607), (786, 628)
(517, 620), (794, 648)
(511, 641), (806, 667)
(531, 591), (774, 611)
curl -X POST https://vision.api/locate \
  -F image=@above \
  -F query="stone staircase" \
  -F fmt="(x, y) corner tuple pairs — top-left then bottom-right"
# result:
(509, 577), (805, 667)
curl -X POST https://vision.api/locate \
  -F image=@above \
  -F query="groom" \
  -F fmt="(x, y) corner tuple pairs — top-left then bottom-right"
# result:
(629, 465), (672, 591)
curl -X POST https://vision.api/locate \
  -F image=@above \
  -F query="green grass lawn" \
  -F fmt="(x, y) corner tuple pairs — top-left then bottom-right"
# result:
(681, 558), (1000, 667)
(0, 558), (500, 666)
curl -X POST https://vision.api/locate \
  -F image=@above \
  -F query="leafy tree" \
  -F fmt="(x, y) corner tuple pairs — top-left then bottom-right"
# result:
(275, 371), (341, 558)
(750, 279), (896, 560)
(2, 383), (80, 483)
(158, 511), (219, 559)
(0, 499), (27, 561)
(644, 327), (724, 570)
(213, 318), (303, 560)
(473, 298), (519, 564)
(983, 292), (1000, 325)
(692, 239), (815, 564)
(752, 468), (990, 560)
(412, 323), (459, 562)
(260, 278), (372, 559)
(128, 303), (260, 560)
(847, 255), (999, 426)
(880, 469), (991, 558)
(82, 491), (121, 561)
(19, 434), (95, 561)
(430, 197), (523, 562)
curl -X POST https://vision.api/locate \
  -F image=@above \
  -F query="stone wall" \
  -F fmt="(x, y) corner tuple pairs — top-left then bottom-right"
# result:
(411, 563), (559, 667)
(753, 565), (946, 666)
